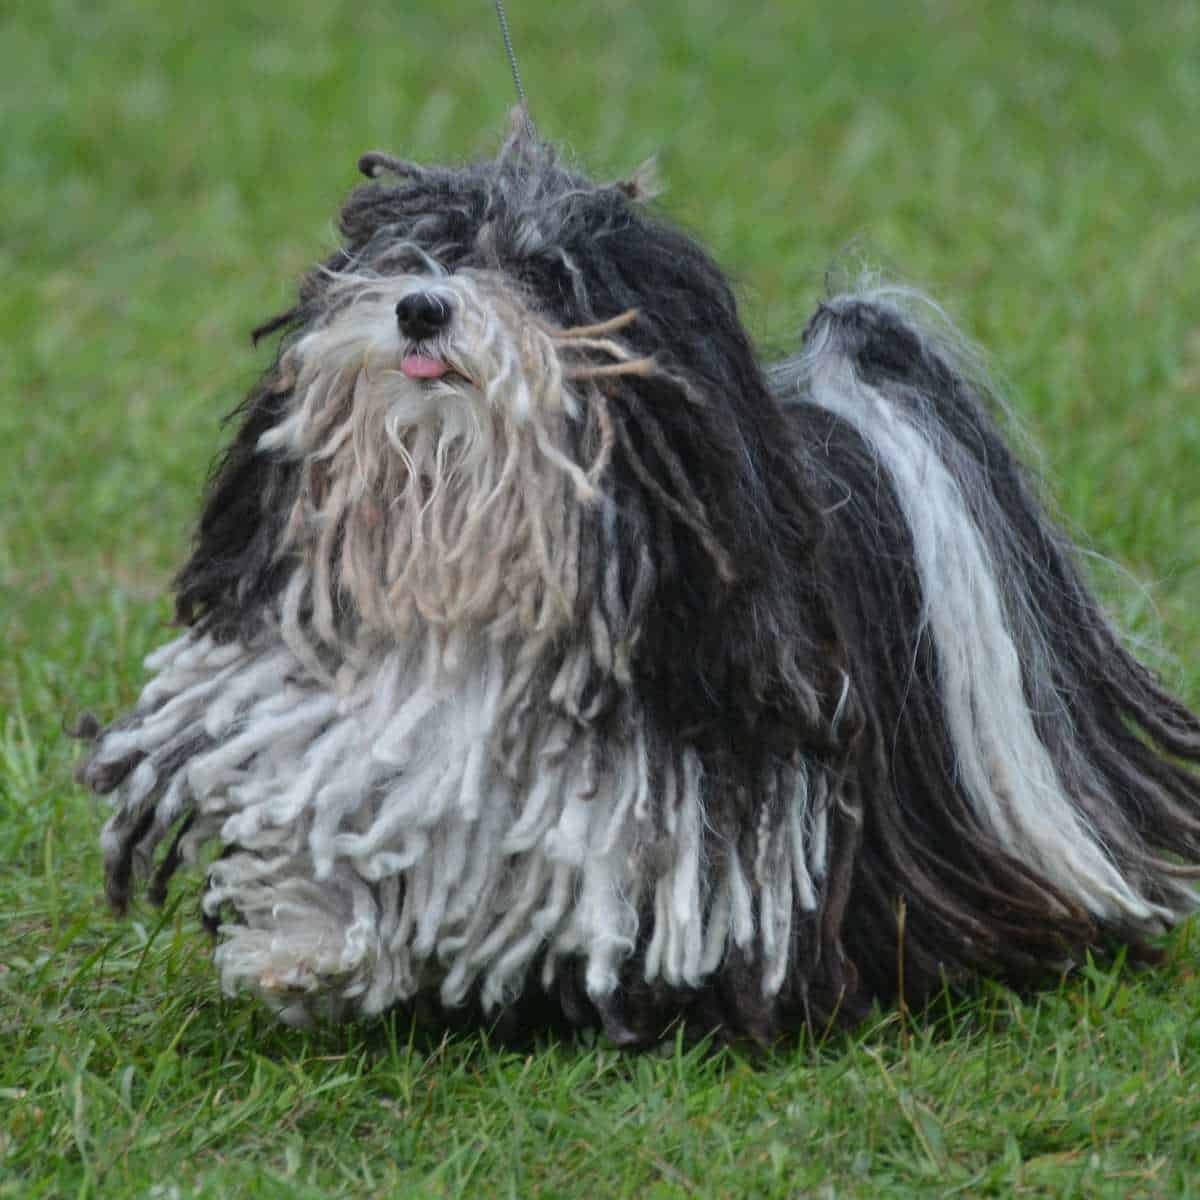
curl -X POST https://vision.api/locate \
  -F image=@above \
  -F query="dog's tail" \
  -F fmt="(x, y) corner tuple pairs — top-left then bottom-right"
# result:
(770, 288), (1200, 999)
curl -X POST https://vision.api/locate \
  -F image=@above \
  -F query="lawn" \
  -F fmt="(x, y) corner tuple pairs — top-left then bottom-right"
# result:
(3, 0), (1199, 1195)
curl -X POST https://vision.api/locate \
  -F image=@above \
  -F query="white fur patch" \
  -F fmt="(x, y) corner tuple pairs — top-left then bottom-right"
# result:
(95, 627), (825, 1023)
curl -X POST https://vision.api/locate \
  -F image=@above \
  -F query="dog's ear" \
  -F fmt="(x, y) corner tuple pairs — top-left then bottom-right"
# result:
(173, 366), (301, 641)
(545, 190), (855, 763)
(604, 361), (854, 766)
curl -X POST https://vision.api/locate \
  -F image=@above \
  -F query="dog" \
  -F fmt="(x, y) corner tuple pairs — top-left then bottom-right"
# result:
(79, 122), (1200, 1043)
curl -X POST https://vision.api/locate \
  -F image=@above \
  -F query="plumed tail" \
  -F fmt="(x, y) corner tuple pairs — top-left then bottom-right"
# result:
(771, 288), (1200, 999)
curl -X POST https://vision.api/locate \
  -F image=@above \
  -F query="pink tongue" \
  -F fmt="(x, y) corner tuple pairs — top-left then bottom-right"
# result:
(401, 353), (449, 380)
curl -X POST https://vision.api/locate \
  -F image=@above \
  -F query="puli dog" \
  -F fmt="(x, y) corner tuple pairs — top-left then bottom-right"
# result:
(79, 123), (1200, 1043)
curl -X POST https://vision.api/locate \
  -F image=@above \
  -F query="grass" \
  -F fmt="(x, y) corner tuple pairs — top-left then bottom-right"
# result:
(3, 0), (1199, 1195)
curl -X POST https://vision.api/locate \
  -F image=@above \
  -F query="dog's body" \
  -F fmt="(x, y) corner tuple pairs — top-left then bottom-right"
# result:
(81, 128), (1200, 1042)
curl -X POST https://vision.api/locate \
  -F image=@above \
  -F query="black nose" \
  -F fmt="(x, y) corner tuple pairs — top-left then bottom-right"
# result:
(395, 292), (451, 341)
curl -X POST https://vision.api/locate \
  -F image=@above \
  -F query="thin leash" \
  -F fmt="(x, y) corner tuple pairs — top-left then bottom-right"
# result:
(492, 0), (536, 135)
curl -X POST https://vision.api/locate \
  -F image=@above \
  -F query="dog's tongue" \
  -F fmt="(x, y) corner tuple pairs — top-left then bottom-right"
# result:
(401, 353), (449, 380)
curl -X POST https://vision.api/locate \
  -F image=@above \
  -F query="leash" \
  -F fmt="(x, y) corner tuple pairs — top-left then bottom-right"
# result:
(492, 0), (536, 135)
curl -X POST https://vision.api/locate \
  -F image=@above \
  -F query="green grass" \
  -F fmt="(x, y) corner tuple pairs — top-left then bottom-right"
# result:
(3, 0), (1200, 1195)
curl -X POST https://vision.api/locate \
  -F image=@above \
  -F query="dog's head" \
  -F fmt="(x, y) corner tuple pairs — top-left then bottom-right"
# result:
(175, 123), (846, 748)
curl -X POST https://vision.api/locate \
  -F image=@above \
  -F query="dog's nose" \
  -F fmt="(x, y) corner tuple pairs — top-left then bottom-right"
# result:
(395, 292), (451, 341)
